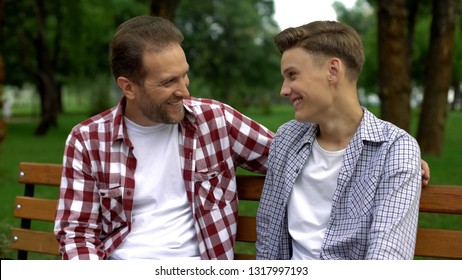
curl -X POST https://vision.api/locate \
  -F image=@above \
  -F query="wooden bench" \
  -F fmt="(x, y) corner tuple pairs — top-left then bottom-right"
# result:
(10, 162), (462, 260)
(11, 162), (62, 259)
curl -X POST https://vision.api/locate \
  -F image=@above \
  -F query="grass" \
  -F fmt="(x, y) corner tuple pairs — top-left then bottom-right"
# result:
(0, 104), (461, 259)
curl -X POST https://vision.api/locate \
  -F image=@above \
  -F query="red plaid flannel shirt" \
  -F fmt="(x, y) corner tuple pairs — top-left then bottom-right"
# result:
(54, 96), (273, 259)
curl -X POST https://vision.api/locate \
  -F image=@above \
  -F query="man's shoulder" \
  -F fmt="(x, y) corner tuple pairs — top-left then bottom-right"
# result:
(183, 97), (234, 118)
(72, 106), (119, 133)
(184, 96), (224, 107)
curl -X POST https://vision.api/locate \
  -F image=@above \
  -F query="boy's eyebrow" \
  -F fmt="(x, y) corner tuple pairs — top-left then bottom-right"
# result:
(282, 66), (296, 75)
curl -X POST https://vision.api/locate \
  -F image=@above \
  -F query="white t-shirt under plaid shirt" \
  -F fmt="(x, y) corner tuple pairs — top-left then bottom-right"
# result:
(54, 96), (273, 260)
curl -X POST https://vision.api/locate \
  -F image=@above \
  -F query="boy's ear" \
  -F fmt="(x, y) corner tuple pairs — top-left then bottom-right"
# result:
(328, 58), (341, 83)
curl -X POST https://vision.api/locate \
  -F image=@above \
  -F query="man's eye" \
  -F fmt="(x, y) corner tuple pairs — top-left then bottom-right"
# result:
(162, 79), (175, 87)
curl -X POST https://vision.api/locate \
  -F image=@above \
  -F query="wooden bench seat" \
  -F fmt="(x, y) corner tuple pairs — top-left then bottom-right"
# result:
(10, 162), (462, 260)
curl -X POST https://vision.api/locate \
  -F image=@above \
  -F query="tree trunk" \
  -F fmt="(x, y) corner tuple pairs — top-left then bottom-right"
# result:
(0, 56), (7, 143)
(35, 74), (60, 135)
(417, 0), (457, 156)
(0, 0), (6, 143)
(377, 0), (411, 132)
(33, 0), (60, 135)
(406, 0), (419, 69)
(150, 0), (180, 20)
(451, 78), (461, 111)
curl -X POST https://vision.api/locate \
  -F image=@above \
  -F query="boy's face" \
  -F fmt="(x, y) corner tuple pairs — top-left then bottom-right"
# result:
(279, 47), (333, 123)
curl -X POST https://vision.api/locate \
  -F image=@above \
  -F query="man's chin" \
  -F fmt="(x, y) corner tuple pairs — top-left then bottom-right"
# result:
(167, 111), (185, 124)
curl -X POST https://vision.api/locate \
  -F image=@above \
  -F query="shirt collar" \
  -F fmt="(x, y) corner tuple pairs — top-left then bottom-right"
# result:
(112, 97), (130, 146)
(356, 107), (389, 143)
(180, 97), (198, 131)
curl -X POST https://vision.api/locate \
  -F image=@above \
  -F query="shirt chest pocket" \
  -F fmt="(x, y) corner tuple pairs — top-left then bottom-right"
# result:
(347, 175), (378, 218)
(98, 184), (128, 233)
(194, 161), (236, 210)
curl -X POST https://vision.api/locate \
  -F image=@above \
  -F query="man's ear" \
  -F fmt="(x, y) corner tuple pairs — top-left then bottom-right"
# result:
(117, 77), (136, 100)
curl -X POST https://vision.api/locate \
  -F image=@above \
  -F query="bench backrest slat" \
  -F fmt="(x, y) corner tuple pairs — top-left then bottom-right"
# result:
(14, 197), (57, 222)
(10, 162), (462, 260)
(10, 228), (59, 255)
(418, 185), (462, 214)
(18, 162), (62, 186)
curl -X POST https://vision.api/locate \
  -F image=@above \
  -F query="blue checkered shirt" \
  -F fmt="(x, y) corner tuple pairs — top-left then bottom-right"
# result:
(256, 108), (422, 260)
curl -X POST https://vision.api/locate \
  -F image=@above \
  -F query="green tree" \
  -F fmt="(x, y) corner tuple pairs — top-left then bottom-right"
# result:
(3, 0), (282, 136)
(334, 0), (379, 99)
(2, 0), (149, 135)
(377, 0), (412, 132)
(66, 0), (148, 116)
(417, 0), (458, 156)
(449, 5), (462, 111)
(4, 0), (57, 135)
(174, 0), (281, 110)
(339, 0), (460, 157)
(0, 0), (6, 143)
(150, 0), (180, 20)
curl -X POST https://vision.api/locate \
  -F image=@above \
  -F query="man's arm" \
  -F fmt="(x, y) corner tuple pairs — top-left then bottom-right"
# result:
(54, 133), (104, 260)
(421, 159), (430, 187)
(223, 103), (274, 172)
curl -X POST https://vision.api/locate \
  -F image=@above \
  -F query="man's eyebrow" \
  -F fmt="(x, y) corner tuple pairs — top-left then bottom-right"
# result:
(159, 67), (190, 84)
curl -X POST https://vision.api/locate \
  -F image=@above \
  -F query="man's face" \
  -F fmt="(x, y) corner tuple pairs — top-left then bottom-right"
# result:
(130, 44), (190, 126)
